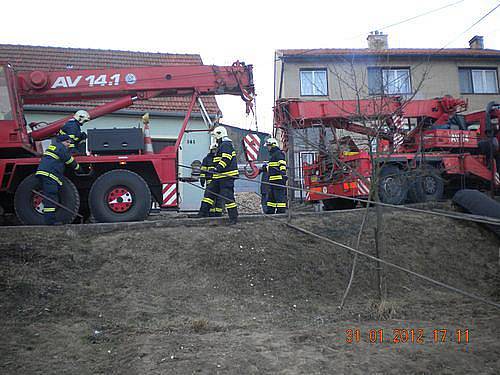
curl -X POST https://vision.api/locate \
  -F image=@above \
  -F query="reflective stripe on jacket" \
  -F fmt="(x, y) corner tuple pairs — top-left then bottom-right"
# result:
(200, 152), (217, 184)
(59, 119), (83, 148)
(36, 141), (80, 185)
(213, 140), (238, 180)
(268, 146), (286, 181)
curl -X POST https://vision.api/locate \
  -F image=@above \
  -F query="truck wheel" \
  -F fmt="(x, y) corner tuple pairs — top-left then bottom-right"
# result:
(89, 170), (151, 223)
(14, 174), (80, 225)
(408, 167), (444, 202)
(378, 165), (408, 205)
(322, 198), (356, 210)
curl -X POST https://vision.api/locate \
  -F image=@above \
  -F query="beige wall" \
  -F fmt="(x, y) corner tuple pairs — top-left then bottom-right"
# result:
(275, 54), (500, 113)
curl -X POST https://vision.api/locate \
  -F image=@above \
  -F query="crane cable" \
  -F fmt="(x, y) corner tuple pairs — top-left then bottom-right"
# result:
(178, 164), (500, 227)
(184, 180), (500, 310)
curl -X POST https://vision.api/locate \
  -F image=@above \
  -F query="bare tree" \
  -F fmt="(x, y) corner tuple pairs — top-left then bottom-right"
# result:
(277, 53), (436, 309)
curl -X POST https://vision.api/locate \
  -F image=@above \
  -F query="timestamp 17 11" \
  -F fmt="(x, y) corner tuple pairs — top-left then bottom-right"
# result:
(345, 328), (470, 344)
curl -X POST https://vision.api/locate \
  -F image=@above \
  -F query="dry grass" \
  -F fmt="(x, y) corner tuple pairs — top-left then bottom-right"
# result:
(191, 319), (209, 333)
(368, 299), (400, 320)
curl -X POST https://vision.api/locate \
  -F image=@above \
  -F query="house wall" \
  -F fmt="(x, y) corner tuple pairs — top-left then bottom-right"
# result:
(277, 56), (499, 112)
(26, 111), (211, 211)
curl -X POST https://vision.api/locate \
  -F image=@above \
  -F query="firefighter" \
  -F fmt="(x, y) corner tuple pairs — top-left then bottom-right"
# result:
(263, 137), (287, 214)
(35, 134), (80, 225)
(59, 110), (90, 154)
(198, 126), (239, 224)
(199, 142), (223, 217)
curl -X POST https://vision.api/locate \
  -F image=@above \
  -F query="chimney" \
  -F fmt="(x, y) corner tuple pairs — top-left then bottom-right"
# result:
(367, 31), (388, 50)
(469, 35), (484, 49)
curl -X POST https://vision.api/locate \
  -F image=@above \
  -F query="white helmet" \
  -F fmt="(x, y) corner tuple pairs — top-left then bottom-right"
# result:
(211, 126), (228, 140)
(74, 110), (90, 124)
(209, 141), (218, 151)
(265, 137), (279, 147)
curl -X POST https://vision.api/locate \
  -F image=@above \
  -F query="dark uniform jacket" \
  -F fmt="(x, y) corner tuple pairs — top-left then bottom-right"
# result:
(200, 152), (217, 185)
(267, 146), (287, 182)
(213, 139), (238, 180)
(36, 141), (80, 185)
(59, 119), (85, 149)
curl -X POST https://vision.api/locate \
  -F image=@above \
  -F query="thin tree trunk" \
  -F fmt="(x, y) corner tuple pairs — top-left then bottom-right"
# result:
(374, 203), (384, 301)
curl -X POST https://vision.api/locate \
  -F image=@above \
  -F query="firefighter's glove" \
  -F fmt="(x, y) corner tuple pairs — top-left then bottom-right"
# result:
(200, 178), (205, 187)
(79, 132), (87, 141)
(260, 163), (268, 173)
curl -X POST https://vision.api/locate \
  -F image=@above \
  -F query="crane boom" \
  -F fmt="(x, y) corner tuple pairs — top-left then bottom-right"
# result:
(8, 61), (253, 142)
(275, 96), (466, 129)
(18, 62), (253, 104)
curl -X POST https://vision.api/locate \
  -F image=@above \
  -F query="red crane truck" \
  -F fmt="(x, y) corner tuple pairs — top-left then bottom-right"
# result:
(0, 61), (254, 223)
(274, 96), (499, 209)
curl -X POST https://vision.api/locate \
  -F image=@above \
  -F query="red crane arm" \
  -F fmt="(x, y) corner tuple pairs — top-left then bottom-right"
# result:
(16, 61), (254, 141)
(18, 62), (254, 104)
(275, 97), (401, 126)
(275, 96), (467, 129)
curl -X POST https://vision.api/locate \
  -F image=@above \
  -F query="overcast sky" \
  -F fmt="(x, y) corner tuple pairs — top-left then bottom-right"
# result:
(2, 0), (499, 134)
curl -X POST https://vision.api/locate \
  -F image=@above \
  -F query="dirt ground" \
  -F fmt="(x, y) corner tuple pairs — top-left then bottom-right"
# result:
(0, 208), (499, 374)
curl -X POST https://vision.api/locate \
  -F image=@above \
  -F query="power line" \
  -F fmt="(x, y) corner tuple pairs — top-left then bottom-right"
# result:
(440, 1), (500, 48)
(278, 0), (467, 60)
(351, 0), (466, 40)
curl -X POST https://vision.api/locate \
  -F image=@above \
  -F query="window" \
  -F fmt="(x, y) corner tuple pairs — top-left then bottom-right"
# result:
(459, 68), (498, 94)
(294, 150), (317, 200)
(368, 67), (411, 95)
(152, 138), (175, 153)
(295, 151), (317, 182)
(300, 69), (327, 96)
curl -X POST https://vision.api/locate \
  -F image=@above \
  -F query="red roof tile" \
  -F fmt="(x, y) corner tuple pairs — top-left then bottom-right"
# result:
(279, 48), (500, 58)
(0, 44), (220, 115)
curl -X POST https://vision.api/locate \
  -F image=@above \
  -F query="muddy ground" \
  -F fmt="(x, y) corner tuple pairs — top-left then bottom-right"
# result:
(0, 208), (499, 374)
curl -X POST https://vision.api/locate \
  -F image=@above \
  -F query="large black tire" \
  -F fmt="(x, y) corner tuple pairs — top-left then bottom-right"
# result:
(14, 174), (80, 225)
(453, 189), (500, 238)
(322, 198), (357, 211)
(408, 166), (444, 203)
(89, 170), (151, 223)
(378, 165), (408, 205)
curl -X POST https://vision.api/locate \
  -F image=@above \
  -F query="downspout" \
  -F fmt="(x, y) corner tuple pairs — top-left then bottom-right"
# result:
(277, 53), (296, 201)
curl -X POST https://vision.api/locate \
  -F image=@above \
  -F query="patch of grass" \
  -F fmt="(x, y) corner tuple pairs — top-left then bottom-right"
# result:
(368, 299), (400, 320)
(191, 319), (209, 333)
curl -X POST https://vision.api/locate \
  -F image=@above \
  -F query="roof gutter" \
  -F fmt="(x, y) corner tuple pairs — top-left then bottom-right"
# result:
(281, 53), (500, 61)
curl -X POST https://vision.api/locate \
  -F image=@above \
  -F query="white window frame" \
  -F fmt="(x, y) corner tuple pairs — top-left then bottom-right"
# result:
(381, 68), (411, 95)
(300, 69), (328, 96)
(294, 150), (317, 182)
(471, 69), (498, 94)
(459, 68), (499, 94)
(294, 150), (318, 199)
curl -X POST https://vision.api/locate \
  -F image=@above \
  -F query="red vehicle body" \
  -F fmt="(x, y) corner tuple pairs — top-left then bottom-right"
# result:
(0, 61), (254, 223)
(274, 97), (500, 209)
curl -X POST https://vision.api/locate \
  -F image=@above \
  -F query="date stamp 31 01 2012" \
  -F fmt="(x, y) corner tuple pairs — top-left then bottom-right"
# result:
(345, 328), (470, 344)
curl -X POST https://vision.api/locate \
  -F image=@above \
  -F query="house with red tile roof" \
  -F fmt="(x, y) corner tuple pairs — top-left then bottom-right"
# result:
(0, 44), (221, 210)
(274, 34), (500, 194)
